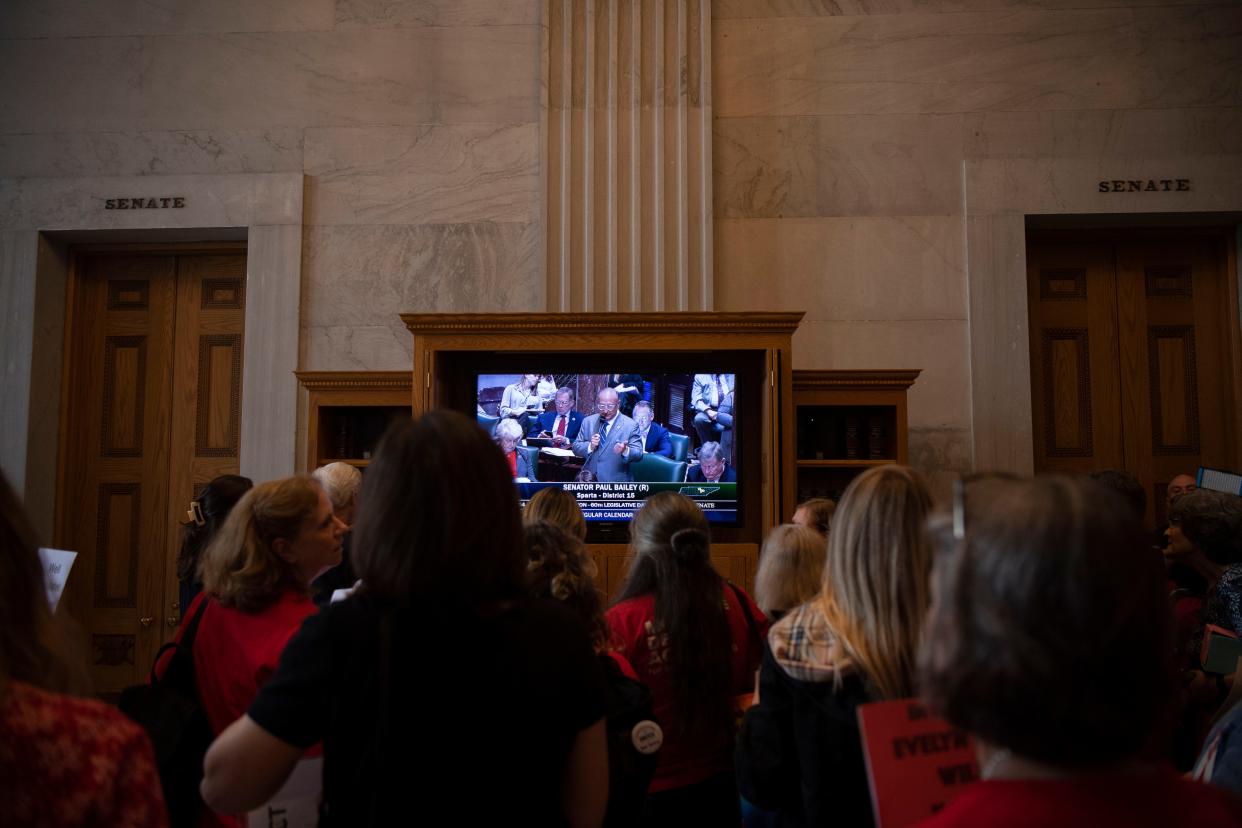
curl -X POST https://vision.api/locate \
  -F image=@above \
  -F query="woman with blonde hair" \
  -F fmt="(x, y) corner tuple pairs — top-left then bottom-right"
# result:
(737, 465), (933, 827)
(524, 486), (588, 541)
(160, 476), (344, 826)
(754, 523), (826, 621)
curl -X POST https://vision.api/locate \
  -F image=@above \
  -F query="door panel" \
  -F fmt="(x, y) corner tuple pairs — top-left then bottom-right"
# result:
(61, 255), (177, 695)
(1027, 242), (1123, 474)
(59, 250), (245, 694)
(1029, 232), (1239, 528)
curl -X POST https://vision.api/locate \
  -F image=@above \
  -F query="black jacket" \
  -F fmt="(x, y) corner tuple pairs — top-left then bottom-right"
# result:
(735, 627), (875, 827)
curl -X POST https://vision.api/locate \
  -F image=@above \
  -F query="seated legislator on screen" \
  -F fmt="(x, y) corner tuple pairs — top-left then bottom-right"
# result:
(532, 387), (584, 447)
(632, 400), (673, 458)
(686, 441), (735, 483)
(572, 388), (644, 482)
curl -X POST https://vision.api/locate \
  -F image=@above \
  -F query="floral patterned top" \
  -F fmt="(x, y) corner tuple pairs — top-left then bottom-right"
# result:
(1205, 564), (1242, 635)
(0, 680), (168, 827)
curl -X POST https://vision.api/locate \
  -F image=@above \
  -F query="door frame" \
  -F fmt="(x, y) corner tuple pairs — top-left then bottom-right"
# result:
(0, 171), (303, 544)
(962, 154), (1242, 475)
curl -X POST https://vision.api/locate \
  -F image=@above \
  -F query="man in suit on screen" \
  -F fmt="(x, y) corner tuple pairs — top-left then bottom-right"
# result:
(686, 441), (736, 483)
(532, 387), (584, 448)
(572, 387), (643, 482)
(632, 400), (673, 458)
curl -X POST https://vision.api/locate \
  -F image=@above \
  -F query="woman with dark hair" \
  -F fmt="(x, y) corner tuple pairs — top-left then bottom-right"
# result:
(526, 520), (660, 827)
(201, 411), (609, 827)
(736, 464), (933, 827)
(918, 476), (1242, 826)
(607, 491), (767, 827)
(177, 474), (253, 614)
(0, 472), (168, 826)
(1168, 489), (1242, 634)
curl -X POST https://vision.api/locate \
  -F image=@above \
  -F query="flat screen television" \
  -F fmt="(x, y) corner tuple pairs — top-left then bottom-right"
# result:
(467, 357), (760, 542)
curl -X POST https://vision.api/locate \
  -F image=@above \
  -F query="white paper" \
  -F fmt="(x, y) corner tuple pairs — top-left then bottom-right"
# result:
(329, 580), (362, 604)
(540, 447), (577, 458)
(246, 756), (322, 828)
(38, 548), (77, 611)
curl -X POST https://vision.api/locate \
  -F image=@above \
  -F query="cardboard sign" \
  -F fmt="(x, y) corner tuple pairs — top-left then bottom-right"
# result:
(858, 699), (978, 827)
(38, 548), (77, 611)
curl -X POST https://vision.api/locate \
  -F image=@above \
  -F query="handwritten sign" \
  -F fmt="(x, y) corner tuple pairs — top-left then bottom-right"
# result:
(38, 548), (77, 611)
(858, 699), (977, 827)
(246, 756), (322, 828)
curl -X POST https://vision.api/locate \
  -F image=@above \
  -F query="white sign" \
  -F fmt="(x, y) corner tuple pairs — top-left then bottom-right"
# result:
(246, 757), (322, 828)
(38, 548), (77, 611)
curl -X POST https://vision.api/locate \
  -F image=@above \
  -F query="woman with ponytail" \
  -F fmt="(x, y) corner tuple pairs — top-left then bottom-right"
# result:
(176, 474), (252, 615)
(735, 465), (932, 827)
(159, 476), (344, 827)
(607, 491), (768, 827)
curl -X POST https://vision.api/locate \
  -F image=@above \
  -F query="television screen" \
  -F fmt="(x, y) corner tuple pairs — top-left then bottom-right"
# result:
(476, 371), (739, 524)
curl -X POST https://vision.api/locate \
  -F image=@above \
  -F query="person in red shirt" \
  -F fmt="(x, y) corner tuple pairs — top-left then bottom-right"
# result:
(0, 471), (168, 828)
(918, 475), (1242, 828)
(162, 475), (345, 827)
(607, 491), (768, 827)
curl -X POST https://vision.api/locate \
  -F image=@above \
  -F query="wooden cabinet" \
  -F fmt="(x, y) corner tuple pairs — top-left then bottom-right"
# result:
(295, 371), (412, 472)
(792, 370), (920, 503)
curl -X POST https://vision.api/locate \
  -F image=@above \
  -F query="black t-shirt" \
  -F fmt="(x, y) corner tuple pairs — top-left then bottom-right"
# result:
(248, 594), (607, 826)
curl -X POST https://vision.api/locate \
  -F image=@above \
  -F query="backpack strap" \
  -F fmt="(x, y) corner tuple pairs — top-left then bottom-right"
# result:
(148, 594), (211, 684)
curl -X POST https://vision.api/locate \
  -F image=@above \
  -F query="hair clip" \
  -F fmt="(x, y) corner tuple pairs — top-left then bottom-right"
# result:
(187, 501), (206, 526)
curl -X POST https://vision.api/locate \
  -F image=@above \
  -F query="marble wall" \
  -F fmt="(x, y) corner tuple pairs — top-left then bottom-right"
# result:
(0, 0), (545, 373)
(710, 0), (1242, 491)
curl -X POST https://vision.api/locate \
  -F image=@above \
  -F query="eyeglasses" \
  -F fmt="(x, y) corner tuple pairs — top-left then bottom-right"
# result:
(596, 402), (618, 410)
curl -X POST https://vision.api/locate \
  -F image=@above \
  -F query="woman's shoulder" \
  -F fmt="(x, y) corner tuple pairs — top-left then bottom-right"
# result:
(4, 680), (152, 758)
(767, 600), (858, 684)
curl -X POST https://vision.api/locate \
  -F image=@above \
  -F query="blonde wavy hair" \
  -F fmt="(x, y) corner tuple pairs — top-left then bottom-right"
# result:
(817, 465), (932, 699)
(523, 486), (587, 541)
(199, 476), (321, 613)
(754, 523), (826, 617)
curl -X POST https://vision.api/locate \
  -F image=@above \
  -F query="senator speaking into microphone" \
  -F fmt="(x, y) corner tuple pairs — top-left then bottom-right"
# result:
(572, 387), (643, 482)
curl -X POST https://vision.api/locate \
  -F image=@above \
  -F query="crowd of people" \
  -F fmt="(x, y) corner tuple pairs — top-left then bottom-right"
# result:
(3, 408), (1242, 826)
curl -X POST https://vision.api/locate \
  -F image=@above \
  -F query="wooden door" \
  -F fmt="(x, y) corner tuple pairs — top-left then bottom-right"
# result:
(58, 249), (245, 696)
(1028, 232), (1240, 527)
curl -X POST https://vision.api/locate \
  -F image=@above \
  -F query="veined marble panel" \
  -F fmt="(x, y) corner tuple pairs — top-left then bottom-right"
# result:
(0, 27), (541, 133)
(793, 319), (971, 429)
(0, 173), (303, 230)
(909, 426), (972, 498)
(713, 0), (1218, 17)
(0, 0), (335, 38)
(335, 0), (540, 28)
(1131, 6), (1242, 110)
(302, 324), (413, 371)
(715, 216), (965, 320)
(714, 10), (1144, 116)
(301, 222), (541, 330)
(714, 115), (963, 218)
(304, 124), (539, 226)
(0, 130), (304, 179)
(964, 154), (1242, 215)
(964, 107), (1242, 160)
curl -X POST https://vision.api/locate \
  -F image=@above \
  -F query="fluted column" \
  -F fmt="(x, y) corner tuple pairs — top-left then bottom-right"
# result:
(546, 0), (712, 311)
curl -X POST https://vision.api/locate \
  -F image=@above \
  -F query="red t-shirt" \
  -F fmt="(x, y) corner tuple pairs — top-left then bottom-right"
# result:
(158, 590), (318, 827)
(0, 681), (168, 827)
(606, 584), (769, 792)
(918, 770), (1242, 827)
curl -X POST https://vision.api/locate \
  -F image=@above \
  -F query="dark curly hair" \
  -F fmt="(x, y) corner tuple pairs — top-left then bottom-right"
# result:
(524, 521), (607, 649)
(1169, 489), (1242, 566)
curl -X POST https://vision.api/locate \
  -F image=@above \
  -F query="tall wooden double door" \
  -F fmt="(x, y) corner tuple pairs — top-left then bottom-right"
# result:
(1027, 230), (1241, 527)
(58, 248), (246, 696)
